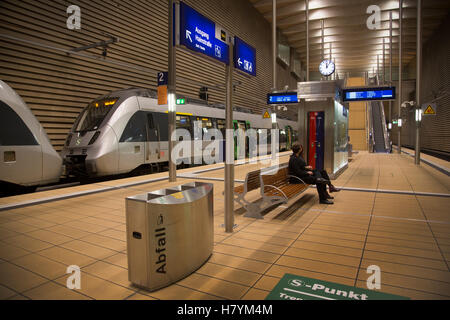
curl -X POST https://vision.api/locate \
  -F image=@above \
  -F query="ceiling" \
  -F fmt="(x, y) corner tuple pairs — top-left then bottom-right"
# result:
(249, 0), (450, 78)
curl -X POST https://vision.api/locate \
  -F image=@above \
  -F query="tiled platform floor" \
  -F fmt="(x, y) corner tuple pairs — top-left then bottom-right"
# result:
(0, 152), (449, 300)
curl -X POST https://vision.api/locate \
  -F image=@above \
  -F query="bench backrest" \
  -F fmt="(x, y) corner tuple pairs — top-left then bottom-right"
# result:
(244, 169), (261, 193)
(260, 166), (289, 187)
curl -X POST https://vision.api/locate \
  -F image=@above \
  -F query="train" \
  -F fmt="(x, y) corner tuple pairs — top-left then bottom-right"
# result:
(0, 83), (298, 192)
(61, 87), (298, 178)
(0, 80), (62, 190)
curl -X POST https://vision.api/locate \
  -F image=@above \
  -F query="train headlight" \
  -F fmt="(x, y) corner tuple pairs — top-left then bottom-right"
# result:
(89, 131), (101, 145)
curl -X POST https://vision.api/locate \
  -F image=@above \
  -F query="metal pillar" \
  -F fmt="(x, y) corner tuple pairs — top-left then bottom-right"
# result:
(272, 0), (278, 131)
(168, 0), (177, 181)
(272, 0), (277, 90)
(321, 19), (324, 61)
(389, 11), (393, 126)
(415, 0), (422, 165)
(306, 0), (309, 81)
(398, 0), (403, 154)
(382, 38), (385, 84)
(377, 54), (379, 79)
(224, 39), (234, 233)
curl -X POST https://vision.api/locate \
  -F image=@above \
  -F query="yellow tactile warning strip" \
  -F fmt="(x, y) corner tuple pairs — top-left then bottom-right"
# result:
(0, 152), (449, 300)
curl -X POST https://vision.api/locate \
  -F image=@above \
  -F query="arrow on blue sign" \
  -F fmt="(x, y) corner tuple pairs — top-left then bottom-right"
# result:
(186, 30), (192, 42)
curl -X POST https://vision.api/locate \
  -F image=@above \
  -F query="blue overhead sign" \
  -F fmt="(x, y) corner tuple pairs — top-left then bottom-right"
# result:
(234, 37), (256, 76)
(267, 92), (299, 104)
(343, 87), (396, 102)
(179, 2), (229, 65)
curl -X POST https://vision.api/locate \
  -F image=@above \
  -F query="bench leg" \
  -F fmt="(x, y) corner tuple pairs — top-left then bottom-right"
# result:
(243, 202), (264, 219)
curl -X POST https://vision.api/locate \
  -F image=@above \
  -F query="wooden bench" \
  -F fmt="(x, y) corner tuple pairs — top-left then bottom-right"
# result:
(233, 163), (309, 219)
(257, 165), (309, 219)
(233, 169), (262, 218)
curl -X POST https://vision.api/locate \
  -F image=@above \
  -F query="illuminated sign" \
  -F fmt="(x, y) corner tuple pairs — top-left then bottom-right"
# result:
(267, 92), (299, 104)
(234, 37), (256, 76)
(176, 98), (186, 105)
(179, 2), (229, 65)
(343, 87), (396, 102)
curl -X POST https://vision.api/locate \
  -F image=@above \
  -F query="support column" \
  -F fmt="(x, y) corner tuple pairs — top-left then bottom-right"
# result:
(224, 39), (234, 233)
(389, 11), (393, 126)
(168, 0), (177, 181)
(272, 0), (277, 131)
(397, 0), (403, 154)
(415, 0), (422, 165)
(306, 0), (309, 81)
(272, 0), (277, 90)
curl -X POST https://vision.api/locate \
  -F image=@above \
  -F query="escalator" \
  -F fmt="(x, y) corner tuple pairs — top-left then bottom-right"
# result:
(370, 100), (390, 153)
(367, 77), (391, 153)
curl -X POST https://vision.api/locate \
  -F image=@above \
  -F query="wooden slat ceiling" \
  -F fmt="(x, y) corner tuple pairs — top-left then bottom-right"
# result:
(249, 0), (450, 76)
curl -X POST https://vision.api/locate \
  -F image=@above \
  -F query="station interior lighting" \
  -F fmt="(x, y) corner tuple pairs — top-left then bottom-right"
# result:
(415, 109), (423, 122)
(271, 112), (277, 123)
(168, 93), (176, 112)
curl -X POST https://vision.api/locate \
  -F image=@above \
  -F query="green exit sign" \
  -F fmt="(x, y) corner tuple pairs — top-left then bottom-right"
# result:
(176, 98), (186, 105)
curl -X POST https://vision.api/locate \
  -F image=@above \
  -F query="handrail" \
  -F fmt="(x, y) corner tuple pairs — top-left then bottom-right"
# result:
(262, 184), (288, 200)
(286, 175), (307, 186)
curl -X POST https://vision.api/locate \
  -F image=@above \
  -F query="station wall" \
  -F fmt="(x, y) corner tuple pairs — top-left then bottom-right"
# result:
(391, 14), (450, 156)
(0, 0), (299, 152)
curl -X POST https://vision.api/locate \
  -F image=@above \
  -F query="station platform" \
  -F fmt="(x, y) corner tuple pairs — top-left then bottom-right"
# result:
(0, 151), (449, 300)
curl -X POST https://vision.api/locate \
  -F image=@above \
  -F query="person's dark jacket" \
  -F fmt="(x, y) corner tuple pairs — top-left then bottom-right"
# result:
(288, 153), (309, 183)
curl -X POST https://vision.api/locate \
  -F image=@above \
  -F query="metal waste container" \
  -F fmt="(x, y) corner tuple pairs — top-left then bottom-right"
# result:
(125, 182), (214, 291)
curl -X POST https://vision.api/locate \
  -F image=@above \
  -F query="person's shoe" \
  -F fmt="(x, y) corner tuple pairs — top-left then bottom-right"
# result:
(329, 185), (340, 193)
(320, 199), (334, 205)
(316, 178), (330, 184)
(326, 194), (334, 200)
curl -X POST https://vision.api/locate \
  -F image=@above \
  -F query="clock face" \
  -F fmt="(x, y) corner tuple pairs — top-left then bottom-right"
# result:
(319, 59), (335, 76)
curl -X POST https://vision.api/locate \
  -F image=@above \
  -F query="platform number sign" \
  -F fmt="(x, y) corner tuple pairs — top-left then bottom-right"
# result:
(158, 72), (168, 105)
(158, 72), (168, 86)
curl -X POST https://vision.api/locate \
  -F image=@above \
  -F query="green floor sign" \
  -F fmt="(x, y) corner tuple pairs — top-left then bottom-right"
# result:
(266, 274), (409, 300)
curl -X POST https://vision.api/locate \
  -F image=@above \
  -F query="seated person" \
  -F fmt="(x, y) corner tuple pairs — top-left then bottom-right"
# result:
(288, 143), (340, 204)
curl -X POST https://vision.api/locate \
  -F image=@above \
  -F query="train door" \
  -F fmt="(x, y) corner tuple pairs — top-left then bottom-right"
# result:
(307, 111), (325, 170)
(145, 113), (160, 167)
(235, 120), (247, 160)
(118, 111), (146, 173)
(196, 117), (214, 164)
(233, 120), (238, 160)
(152, 112), (169, 163)
(245, 121), (251, 157)
(216, 118), (226, 162)
(177, 114), (193, 165)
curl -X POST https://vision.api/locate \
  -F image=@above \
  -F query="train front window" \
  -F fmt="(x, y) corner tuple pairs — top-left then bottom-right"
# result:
(75, 99), (117, 132)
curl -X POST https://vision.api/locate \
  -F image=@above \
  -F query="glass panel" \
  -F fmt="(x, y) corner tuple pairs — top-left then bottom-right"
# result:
(278, 43), (290, 66)
(74, 98), (117, 132)
(293, 59), (301, 77)
(216, 119), (226, 136)
(333, 100), (349, 173)
(0, 100), (38, 146)
(152, 112), (168, 141)
(176, 115), (192, 132)
(119, 111), (147, 143)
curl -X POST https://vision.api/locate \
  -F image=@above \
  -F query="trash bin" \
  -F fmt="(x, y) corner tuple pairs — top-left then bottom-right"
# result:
(125, 182), (214, 291)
